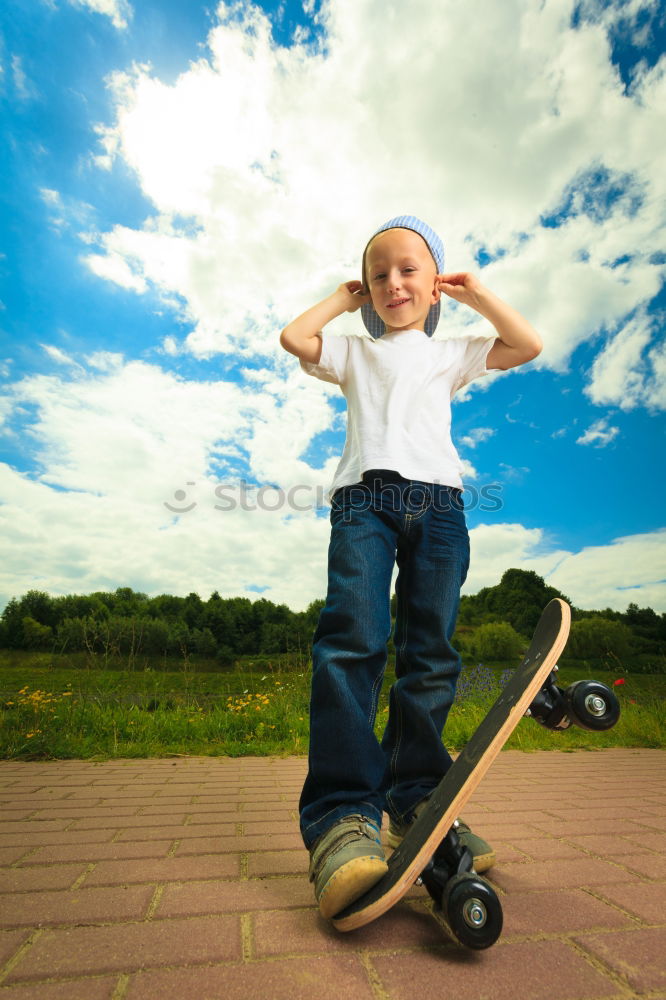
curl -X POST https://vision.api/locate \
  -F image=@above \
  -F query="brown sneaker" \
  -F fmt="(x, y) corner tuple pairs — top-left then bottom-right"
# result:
(308, 814), (388, 919)
(388, 804), (495, 873)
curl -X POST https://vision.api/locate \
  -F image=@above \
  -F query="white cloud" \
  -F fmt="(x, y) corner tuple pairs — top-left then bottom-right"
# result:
(84, 250), (148, 294)
(40, 188), (61, 207)
(11, 54), (35, 101)
(459, 427), (495, 449)
(545, 528), (666, 612)
(459, 459), (478, 481)
(161, 336), (179, 357)
(586, 310), (666, 410)
(41, 186), (94, 233)
(466, 523), (555, 595)
(3, 358), (254, 497)
(576, 417), (620, 447)
(0, 352), (343, 609)
(68, 0), (132, 30)
(498, 463), (531, 482)
(40, 344), (83, 369)
(466, 522), (666, 612)
(84, 0), (664, 387)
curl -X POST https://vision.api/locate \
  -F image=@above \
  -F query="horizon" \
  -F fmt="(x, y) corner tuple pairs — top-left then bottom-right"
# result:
(2, 565), (661, 619)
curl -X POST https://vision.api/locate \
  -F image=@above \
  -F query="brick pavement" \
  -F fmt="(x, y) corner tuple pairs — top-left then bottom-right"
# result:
(0, 749), (664, 999)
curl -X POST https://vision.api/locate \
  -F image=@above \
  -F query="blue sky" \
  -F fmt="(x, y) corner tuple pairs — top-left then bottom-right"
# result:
(1, 0), (664, 613)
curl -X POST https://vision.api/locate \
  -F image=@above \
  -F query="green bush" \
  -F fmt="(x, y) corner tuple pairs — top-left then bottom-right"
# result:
(469, 622), (525, 661)
(567, 618), (632, 660)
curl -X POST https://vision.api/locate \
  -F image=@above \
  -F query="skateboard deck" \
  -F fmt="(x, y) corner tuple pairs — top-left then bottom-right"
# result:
(332, 597), (571, 933)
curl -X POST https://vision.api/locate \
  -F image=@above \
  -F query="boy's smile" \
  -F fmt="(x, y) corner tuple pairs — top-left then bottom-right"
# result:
(364, 228), (439, 335)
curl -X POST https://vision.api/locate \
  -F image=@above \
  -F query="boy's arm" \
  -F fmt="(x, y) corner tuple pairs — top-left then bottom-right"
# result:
(279, 282), (370, 364)
(437, 273), (542, 371)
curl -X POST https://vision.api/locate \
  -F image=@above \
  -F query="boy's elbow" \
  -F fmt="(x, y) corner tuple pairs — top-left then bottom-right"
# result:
(521, 341), (542, 364)
(528, 334), (543, 361)
(279, 327), (294, 353)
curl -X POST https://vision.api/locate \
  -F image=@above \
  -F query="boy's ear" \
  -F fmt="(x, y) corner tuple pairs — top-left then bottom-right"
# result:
(432, 278), (441, 304)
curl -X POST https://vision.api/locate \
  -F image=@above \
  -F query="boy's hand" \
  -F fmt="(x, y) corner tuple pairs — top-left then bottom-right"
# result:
(338, 280), (371, 313)
(280, 281), (371, 363)
(435, 272), (543, 371)
(436, 272), (485, 310)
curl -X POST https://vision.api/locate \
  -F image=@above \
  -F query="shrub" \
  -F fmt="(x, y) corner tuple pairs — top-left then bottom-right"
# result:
(469, 622), (525, 661)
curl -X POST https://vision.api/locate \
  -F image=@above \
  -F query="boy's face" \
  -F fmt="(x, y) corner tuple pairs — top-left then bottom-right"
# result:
(364, 228), (439, 335)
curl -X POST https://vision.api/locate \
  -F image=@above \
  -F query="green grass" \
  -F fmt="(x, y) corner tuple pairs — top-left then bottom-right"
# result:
(0, 655), (664, 760)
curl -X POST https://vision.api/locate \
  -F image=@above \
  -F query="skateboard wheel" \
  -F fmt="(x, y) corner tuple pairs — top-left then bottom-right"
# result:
(443, 874), (503, 950)
(564, 680), (621, 731)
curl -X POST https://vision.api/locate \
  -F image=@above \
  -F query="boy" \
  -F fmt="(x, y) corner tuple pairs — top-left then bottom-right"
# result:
(280, 215), (542, 919)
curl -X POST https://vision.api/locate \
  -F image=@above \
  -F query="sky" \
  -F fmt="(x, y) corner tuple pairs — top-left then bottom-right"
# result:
(0, 0), (664, 615)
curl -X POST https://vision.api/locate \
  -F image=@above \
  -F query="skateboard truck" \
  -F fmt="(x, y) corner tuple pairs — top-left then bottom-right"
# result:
(420, 822), (474, 897)
(419, 822), (503, 950)
(526, 667), (572, 730)
(527, 668), (620, 732)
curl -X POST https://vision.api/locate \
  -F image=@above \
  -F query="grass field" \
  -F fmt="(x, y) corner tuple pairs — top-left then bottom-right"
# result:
(1, 651), (664, 760)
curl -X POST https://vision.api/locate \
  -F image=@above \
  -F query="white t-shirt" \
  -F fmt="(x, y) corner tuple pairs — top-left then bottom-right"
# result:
(300, 328), (499, 497)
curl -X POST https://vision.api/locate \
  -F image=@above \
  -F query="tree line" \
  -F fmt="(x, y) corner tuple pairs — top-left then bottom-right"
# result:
(1, 569), (664, 667)
(0, 588), (323, 665)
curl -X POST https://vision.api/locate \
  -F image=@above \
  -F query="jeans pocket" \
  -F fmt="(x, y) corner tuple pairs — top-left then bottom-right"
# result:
(330, 484), (371, 525)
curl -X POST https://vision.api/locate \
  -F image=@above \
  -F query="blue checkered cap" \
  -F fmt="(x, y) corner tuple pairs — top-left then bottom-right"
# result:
(360, 215), (445, 339)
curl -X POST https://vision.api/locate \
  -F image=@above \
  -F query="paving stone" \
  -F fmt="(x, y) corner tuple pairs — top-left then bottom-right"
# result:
(0, 830), (118, 848)
(0, 885), (154, 928)
(0, 788), (47, 797)
(236, 820), (298, 835)
(635, 815), (666, 831)
(80, 796), (192, 809)
(247, 850), (308, 877)
(547, 804), (664, 821)
(622, 854), (666, 880)
(0, 928), (32, 965)
(116, 823), (236, 841)
(562, 833), (655, 857)
(0, 975), (119, 998)
(467, 822), (544, 840)
(624, 831), (666, 852)
(528, 817), (652, 836)
(24, 840), (173, 865)
(511, 838), (588, 861)
(69, 814), (190, 830)
(490, 856), (638, 892)
(501, 888), (634, 937)
(146, 803), (240, 818)
(0, 864), (86, 894)
(576, 927), (666, 992)
(4, 915), (242, 982)
(83, 853), (240, 887)
(253, 901), (445, 957)
(174, 833), (301, 856)
(0, 848), (32, 866)
(30, 806), (139, 820)
(156, 876), (313, 917)
(372, 939), (619, 1000)
(123, 954), (378, 1000)
(241, 800), (299, 813)
(592, 881), (666, 924)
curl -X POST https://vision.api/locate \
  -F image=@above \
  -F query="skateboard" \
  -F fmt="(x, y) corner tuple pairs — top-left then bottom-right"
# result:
(332, 598), (621, 948)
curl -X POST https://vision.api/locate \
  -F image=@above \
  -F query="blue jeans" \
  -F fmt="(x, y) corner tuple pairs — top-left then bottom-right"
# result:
(299, 469), (470, 848)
